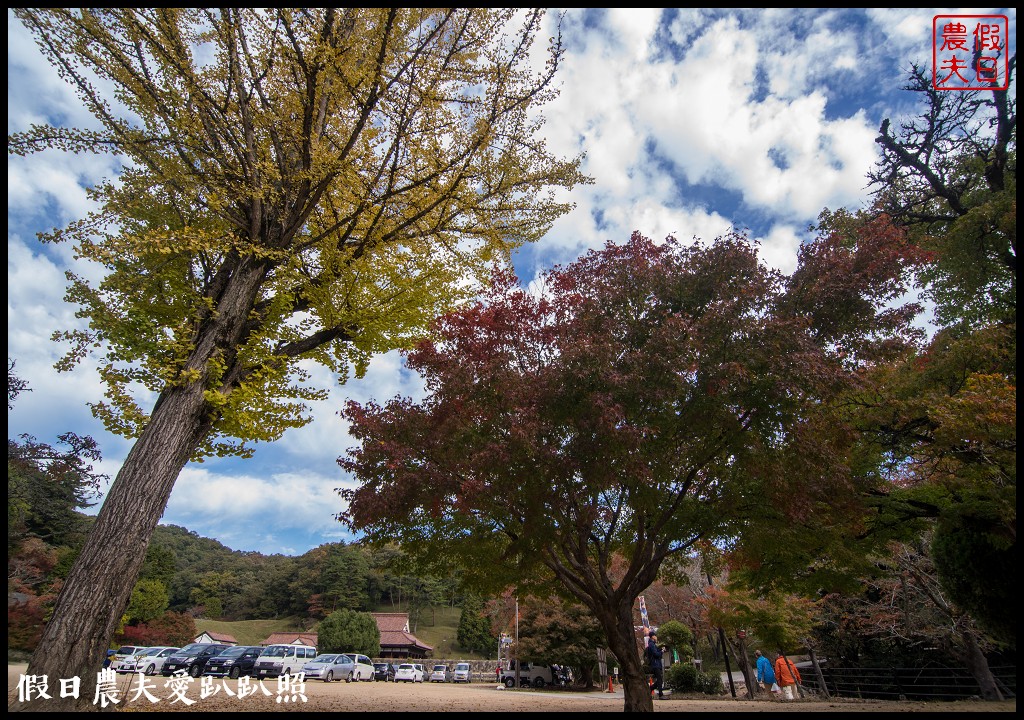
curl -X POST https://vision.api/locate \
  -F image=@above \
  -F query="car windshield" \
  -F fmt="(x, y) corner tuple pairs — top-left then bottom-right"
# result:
(312, 655), (336, 663)
(456, 664), (470, 670)
(115, 647), (139, 655)
(433, 666), (446, 671)
(398, 664), (414, 670)
(137, 648), (161, 657)
(262, 646), (291, 658)
(176, 644), (206, 655)
(217, 646), (247, 657)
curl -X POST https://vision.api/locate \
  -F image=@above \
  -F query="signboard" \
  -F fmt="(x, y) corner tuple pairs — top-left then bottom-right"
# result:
(638, 595), (650, 636)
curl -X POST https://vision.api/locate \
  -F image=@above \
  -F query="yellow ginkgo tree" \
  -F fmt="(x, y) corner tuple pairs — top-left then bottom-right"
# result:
(9, 8), (587, 709)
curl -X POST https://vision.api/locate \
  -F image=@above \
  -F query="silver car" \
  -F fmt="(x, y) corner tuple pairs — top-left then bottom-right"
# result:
(302, 654), (354, 683)
(453, 662), (472, 683)
(430, 664), (453, 683)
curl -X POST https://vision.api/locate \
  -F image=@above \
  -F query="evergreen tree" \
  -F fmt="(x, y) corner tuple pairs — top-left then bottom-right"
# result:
(318, 609), (381, 657)
(457, 594), (494, 656)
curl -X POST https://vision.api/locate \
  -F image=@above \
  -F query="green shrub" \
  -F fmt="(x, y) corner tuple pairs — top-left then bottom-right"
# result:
(665, 662), (724, 695)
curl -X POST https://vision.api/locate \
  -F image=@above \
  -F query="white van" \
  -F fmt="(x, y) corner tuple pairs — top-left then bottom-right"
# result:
(253, 644), (318, 679)
(500, 661), (555, 688)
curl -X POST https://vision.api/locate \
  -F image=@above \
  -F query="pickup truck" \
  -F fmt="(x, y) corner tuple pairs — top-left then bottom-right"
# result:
(500, 661), (554, 688)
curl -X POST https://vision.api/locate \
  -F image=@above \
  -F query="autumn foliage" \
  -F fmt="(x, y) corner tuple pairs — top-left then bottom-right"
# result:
(340, 227), (924, 711)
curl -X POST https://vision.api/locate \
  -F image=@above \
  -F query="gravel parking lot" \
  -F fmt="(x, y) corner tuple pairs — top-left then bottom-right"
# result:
(8, 664), (1016, 713)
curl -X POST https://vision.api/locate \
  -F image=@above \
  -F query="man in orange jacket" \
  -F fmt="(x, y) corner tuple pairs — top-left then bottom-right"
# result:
(773, 652), (801, 701)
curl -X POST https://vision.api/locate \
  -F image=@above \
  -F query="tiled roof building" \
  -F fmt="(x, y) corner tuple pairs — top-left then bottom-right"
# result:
(193, 631), (239, 645)
(372, 613), (433, 659)
(259, 632), (319, 647)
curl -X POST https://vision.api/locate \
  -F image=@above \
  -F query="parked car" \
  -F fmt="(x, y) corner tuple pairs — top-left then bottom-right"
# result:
(429, 664), (453, 683)
(253, 643), (318, 679)
(373, 662), (397, 682)
(394, 663), (424, 683)
(500, 661), (555, 689)
(203, 645), (264, 679)
(341, 653), (375, 682)
(109, 646), (148, 674)
(119, 646), (179, 676)
(453, 662), (472, 683)
(161, 643), (230, 677)
(302, 654), (354, 682)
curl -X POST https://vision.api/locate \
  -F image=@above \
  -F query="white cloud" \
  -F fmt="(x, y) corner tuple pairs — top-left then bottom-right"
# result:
(9, 8), (1015, 556)
(756, 223), (803, 275)
(162, 466), (354, 555)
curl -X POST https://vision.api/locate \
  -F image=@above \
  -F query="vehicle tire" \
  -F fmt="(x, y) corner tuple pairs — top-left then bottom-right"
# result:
(504, 677), (515, 688)
(533, 678), (546, 689)
(144, 664), (156, 676)
(229, 666), (241, 680)
(326, 671), (334, 683)
(188, 665), (201, 678)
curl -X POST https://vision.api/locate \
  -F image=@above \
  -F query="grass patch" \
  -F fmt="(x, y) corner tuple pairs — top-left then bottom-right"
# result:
(406, 605), (463, 659)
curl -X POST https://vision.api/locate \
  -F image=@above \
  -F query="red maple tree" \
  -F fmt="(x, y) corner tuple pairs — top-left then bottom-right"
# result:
(340, 227), (923, 711)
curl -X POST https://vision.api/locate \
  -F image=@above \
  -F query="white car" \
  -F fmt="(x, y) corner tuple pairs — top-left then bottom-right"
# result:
(340, 653), (376, 682)
(394, 663), (425, 683)
(119, 646), (180, 676)
(109, 646), (148, 674)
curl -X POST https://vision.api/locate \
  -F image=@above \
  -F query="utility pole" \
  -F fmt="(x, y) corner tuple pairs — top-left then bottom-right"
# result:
(513, 596), (521, 689)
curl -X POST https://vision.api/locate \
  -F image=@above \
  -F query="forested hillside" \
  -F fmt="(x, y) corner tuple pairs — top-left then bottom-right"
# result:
(10, 498), (469, 655)
(9, 364), (476, 657)
(147, 523), (464, 624)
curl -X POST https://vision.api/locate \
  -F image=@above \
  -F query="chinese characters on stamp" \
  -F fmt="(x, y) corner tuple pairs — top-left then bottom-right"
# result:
(933, 15), (1010, 91)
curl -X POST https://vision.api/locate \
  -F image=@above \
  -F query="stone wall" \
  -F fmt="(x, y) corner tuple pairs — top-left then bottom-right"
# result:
(373, 658), (501, 682)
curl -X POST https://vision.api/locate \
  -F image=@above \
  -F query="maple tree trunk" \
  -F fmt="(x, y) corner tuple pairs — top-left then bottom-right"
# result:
(595, 599), (653, 712)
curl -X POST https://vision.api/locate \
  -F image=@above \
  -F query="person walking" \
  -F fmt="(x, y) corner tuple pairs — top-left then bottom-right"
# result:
(773, 651), (801, 701)
(646, 632), (666, 700)
(755, 649), (776, 696)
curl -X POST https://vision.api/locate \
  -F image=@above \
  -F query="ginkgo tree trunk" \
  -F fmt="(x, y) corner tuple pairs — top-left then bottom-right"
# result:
(8, 8), (587, 711)
(339, 226), (926, 712)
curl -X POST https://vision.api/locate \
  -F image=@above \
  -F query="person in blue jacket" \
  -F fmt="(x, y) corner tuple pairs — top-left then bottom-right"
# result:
(755, 649), (776, 694)
(646, 632), (665, 700)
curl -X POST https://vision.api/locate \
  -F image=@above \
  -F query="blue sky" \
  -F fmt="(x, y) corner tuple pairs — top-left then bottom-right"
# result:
(7, 8), (1017, 556)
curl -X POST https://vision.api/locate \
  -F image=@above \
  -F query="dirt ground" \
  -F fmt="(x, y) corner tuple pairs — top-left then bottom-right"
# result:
(8, 664), (1017, 712)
